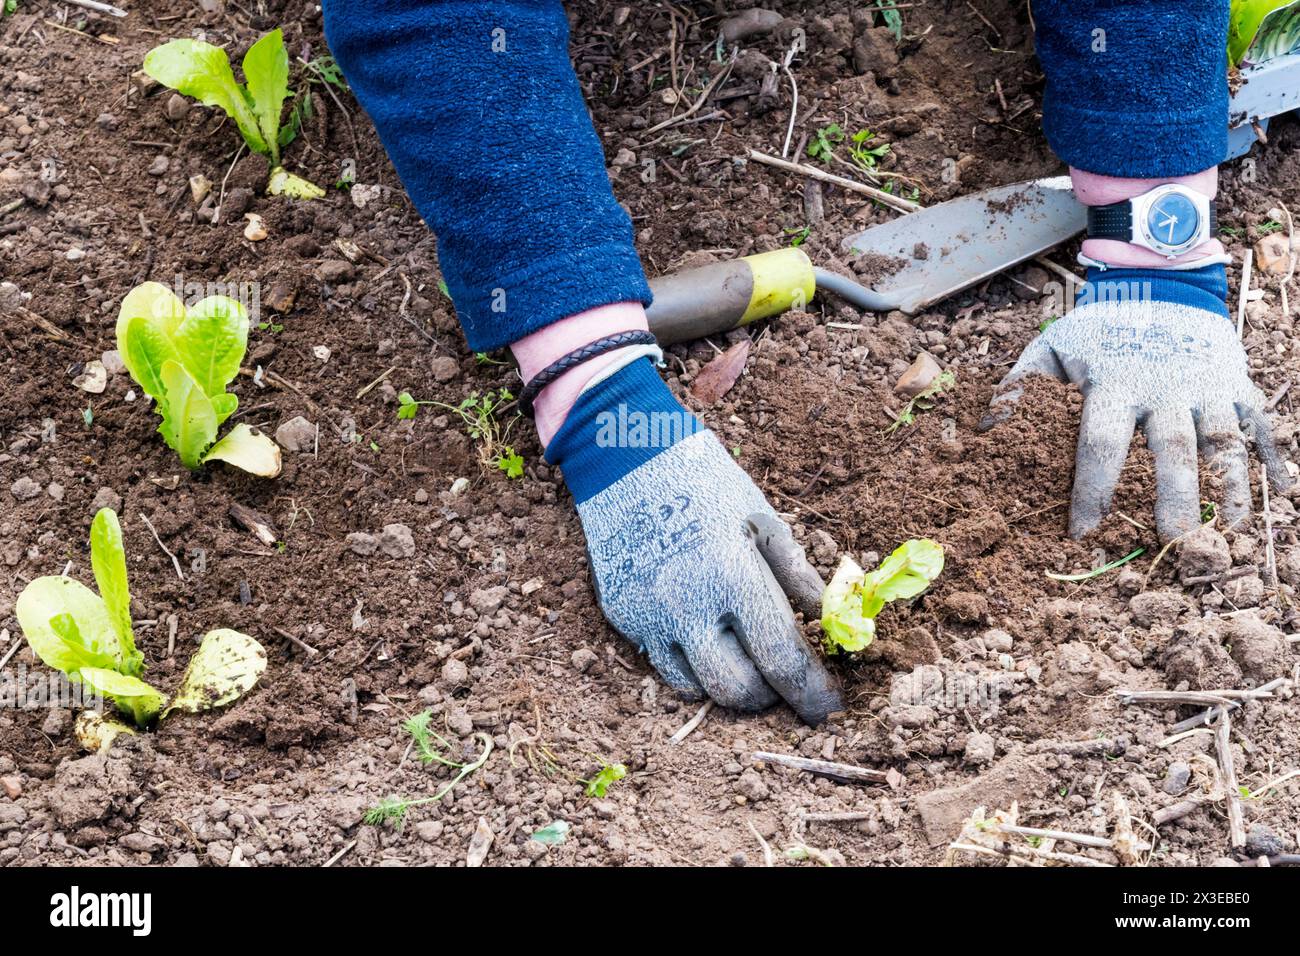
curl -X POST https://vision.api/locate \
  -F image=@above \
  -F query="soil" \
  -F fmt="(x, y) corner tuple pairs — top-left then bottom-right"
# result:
(1, 1), (1299, 867)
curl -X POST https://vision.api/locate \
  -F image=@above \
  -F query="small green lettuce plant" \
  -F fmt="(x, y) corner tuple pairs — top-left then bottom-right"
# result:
(116, 281), (281, 476)
(143, 28), (324, 198)
(583, 762), (627, 797)
(821, 539), (945, 653)
(16, 509), (267, 737)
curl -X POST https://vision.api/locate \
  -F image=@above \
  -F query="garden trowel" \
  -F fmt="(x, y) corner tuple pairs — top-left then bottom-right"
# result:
(645, 176), (1086, 344)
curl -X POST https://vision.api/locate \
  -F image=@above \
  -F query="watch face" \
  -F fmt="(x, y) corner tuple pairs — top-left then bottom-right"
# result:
(1145, 192), (1200, 250)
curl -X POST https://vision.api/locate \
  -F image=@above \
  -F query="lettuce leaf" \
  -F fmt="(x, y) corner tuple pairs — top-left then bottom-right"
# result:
(165, 629), (267, 717)
(16, 577), (121, 675)
(820, 556), (877, 654)
(115, 282), (184, 401)
(821, 540), (945, 654)
(243, 29), (290, 166)
(1229, 0), (1297, 65)
(203, 423), (283, 477)
(89, 508), (140, 677)
(78, 667), (166, 728)
(143, 39), (268, 155)
(158, 360), (219, 470)
(172, 295), (247, 399)
(267, 167), (325, 199)
(859, 539), (945, 618)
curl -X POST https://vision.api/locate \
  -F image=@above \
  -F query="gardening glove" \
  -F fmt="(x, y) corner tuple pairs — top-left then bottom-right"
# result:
(981, 264), (1291, 542)
(545, 357), (843, 725)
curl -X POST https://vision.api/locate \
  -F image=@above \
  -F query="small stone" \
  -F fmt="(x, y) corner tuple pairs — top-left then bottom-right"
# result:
(316, 259), (356, 283)
(894, 351), (943, 398)
(10, 477), (40, 501)
(119, 831), (164, 854)
(47, 483), (64, 502)
(312, 345), (331, 363)
(243, 213), (268, 241)
(466, 817), (494, 867)
(73, 360), (107, 394)
(734, 769), (769, 802)
(1254, 233), (1292, 276)
(449, 477), (470, 496)
(571, 648), (598, 673)
(983, 629), (1014, 653)
(91, 487), (121, 513)
(350, 183), (384, 209)
(441, 657), (469, 688)
(431, 356), (459, 383)
(164, 94), (190, 122)
(1245, 823), (1286, 858)
(101, 350), (127, 375)
(887, 704), (937, 728)
(264, 279), (298, 313)
(65, 248), (86, 262)
(188, 174), (212, 204)
(379, 523), (416, 559)
(469, 586), (508, 614)
(414, 820), (444, 843)
(96, 113), (118, 130)
(147, 155), (170, 177)
(0, 803), (28, 833)
(447, 708), (474, 736)
(414, 489), (430, 504)
(963, 732), (995, 765)
(274, 416), (316, 452)
(346, 532), (378, 556)
(0, 776), (21, 799)
(1163, 761), (1191, 796)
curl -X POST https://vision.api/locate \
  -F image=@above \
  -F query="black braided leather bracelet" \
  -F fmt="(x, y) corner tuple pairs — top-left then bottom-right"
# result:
(517, 330), (659, 418)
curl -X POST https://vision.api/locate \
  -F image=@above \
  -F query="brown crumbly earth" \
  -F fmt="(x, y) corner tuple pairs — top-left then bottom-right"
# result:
(1, 1), (1298, 868)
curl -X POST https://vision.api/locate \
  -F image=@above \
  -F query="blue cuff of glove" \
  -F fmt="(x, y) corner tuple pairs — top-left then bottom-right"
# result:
(545, 358), (704, 504)
(1078, 263), (1229, 321)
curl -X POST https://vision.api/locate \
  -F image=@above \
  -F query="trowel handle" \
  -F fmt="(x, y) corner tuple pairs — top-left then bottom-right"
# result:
(645, 247), (816, 345)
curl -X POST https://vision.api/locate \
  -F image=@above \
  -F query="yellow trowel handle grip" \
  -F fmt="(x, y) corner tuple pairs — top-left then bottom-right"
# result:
(644, 247), (816, 345)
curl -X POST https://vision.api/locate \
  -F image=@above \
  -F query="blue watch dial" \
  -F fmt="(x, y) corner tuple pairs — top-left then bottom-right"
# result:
(1146, 193), (1199, 248)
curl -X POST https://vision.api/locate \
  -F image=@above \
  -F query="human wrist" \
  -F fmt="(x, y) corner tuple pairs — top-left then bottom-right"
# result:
(511, 302), (651, 446)
(544, 357), (702, 504)
(1072, 167), (1225, 268)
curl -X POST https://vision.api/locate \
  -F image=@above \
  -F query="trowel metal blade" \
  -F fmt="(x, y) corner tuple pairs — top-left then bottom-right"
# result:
(840, 176), (1086, 314)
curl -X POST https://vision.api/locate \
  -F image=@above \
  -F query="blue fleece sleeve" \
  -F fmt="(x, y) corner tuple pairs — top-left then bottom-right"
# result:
(1035, 0), (1229, 178)
(321, 1), (651, 352)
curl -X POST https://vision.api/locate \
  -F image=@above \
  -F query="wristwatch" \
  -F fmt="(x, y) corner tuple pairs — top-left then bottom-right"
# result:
(1085, 183), (1217, 259)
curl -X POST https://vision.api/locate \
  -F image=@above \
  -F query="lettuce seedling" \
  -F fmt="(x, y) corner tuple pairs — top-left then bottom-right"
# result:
(116, 281), (281, 476)
(143, 28), (324, 199)
(16, 509), (268, 734)
(583, 762), (627, 797)
(821, 539), (945, 654)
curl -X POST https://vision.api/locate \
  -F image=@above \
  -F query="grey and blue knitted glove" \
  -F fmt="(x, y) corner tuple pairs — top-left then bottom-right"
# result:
(546, 359), (843, 725)
(982, 265), (1290, 541)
